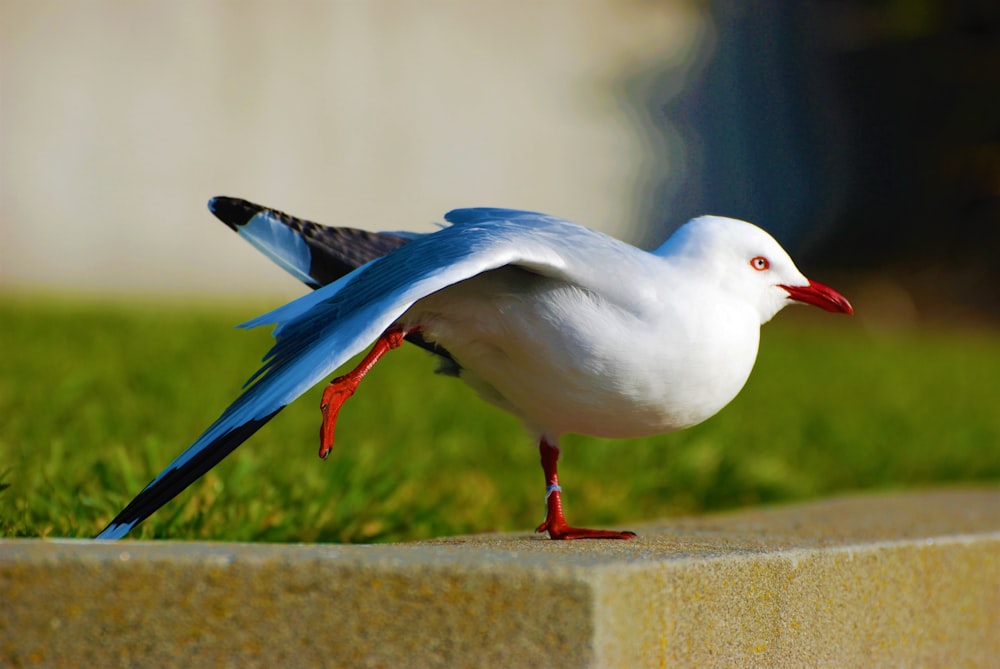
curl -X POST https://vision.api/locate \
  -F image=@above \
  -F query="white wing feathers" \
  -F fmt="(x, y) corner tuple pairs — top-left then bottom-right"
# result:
(97, 208), (642, 539)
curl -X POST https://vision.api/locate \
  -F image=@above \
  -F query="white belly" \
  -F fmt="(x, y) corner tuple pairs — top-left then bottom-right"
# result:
(403, 268), (761, 438)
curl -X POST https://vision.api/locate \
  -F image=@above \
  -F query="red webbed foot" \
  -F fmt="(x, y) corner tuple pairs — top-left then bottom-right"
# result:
(536, 440), (637, 541)
(319, 377), (356, 459)
(317, 324), (412, 459)
(536, 516), (637, 541)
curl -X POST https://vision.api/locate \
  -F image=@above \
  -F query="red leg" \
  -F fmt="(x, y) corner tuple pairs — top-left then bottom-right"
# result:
(319, 324), (413, 459)
(534, 437), (636, 540)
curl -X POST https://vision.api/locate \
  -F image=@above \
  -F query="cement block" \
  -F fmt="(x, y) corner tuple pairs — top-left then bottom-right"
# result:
(2, 489), (997, 668)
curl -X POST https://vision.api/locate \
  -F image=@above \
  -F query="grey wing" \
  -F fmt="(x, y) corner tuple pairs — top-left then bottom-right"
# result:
(208, 196), (454, 367)
(96, 207), (637, 539)
(208, 196), (413, 288)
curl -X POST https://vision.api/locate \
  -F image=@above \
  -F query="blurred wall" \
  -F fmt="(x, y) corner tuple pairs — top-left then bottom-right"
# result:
(3, 1), (996, 317)
(0, 1), (705, 297)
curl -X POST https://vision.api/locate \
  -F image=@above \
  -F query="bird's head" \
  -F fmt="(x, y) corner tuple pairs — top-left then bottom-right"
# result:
(661, 216), (853, 324)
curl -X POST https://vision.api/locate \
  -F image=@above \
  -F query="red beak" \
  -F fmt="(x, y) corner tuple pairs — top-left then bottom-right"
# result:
(780, 279), (854, 315)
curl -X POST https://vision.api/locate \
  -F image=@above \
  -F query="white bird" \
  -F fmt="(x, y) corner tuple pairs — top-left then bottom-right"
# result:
(96, 198), (852, 540)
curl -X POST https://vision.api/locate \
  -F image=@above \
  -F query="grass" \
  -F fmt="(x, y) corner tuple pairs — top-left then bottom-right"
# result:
(1, 293), (998, 543)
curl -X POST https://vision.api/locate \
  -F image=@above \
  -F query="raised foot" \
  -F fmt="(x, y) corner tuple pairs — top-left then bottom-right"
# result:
(319, 377), (355, 459)
(317, 324), (412, 460)
(536, 520), (637, 541)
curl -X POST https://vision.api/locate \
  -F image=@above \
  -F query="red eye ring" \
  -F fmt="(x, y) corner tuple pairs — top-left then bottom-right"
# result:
(750, 256), (769, 271)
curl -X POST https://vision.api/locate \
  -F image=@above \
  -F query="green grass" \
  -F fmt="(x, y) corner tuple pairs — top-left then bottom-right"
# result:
(1, 294), (998, 542)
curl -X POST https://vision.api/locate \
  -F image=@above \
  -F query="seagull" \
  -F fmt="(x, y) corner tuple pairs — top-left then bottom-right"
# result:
(96, 197), (852, 540)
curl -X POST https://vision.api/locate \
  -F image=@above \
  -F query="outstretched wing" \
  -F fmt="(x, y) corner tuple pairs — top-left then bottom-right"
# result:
(208, 196), (415, 288)
(209, 196), (456, 366)
(96, 204), (642, 539)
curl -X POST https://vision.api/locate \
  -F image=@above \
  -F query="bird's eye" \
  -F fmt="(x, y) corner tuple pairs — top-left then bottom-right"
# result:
(750, 256), (769, 271)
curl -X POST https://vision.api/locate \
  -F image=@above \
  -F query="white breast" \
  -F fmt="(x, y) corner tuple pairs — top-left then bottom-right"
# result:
(404, 267), (762, 439)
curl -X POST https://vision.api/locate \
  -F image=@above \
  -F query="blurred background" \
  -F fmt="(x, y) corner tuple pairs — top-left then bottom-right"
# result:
(3, 0), (997, 322)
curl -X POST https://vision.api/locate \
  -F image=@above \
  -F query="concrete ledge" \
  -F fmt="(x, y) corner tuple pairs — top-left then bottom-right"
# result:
(2, 489), (997, 668)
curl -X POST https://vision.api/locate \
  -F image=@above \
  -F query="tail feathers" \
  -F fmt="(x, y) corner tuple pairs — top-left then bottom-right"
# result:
(95, 408), (282, 540)
(208, 196), (412, 289)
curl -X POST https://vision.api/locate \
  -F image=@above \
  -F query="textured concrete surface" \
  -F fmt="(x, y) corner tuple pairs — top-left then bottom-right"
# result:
(2, 489), (997, 668)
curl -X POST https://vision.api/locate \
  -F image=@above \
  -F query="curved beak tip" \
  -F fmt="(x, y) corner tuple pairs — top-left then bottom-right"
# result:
(781, 279), (854, 315)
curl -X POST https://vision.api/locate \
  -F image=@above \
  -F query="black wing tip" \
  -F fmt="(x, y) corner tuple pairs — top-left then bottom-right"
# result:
(95, 522), (131, 540)
(95, 408), (283, 540)
(208, 196), (264, 231)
